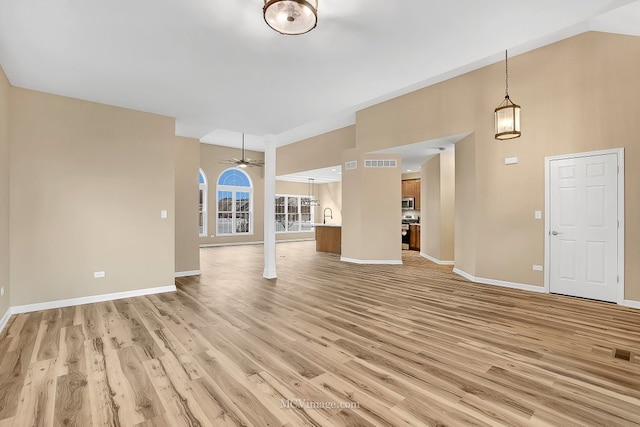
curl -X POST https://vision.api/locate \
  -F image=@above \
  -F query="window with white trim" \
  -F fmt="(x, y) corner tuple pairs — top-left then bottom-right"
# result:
(275, 195), (314, 232)
(217, 168), (253, 235)
(199, 168), (208, 237)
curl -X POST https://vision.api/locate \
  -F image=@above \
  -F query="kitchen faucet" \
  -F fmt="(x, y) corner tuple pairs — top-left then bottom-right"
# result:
(323, 207), (333, 224)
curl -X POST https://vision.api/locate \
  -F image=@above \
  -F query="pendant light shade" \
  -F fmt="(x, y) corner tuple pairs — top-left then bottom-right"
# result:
(494, 50), (521, 140)
(263, 0), (318, 35)
(302, 178), (320, 206)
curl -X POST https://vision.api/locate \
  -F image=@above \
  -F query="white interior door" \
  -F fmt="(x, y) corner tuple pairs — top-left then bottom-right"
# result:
(548, 153), (619, 302)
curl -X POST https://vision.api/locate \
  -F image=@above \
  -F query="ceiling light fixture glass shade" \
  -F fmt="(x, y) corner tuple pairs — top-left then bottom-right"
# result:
(494, 50), (521, 140)
(263, 0), (318, 35)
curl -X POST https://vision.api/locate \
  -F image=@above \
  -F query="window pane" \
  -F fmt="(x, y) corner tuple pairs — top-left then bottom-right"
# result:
(301, 212), (312, 231)
(288, 213), (300, 231)
(236, 213), (250, 233)
(276, 196), (285, 214)
(288, 197), (299, 214)
(275, 214), (286, 232)
(236, 191), (250, 213)
(218, 169), (251, 187)
(218, 212), (233, 234)
(218, 191), (232, 212)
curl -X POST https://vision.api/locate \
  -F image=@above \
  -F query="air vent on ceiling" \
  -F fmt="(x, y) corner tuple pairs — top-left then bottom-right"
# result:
(345, 160), (357, 170)
(364, 159), (397, 168)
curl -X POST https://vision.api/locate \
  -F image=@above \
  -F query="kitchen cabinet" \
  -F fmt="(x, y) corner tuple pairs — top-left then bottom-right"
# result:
(402, 179), (421, 210)
(315, 225), (341, 255)
(409, 224), (420, 251)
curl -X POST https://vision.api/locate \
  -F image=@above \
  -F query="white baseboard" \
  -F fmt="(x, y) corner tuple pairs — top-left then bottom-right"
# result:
(624, 299), (640, 309)
(10, 285), (177, 315)
(275, 238), (315, 243)
(175, 270), (201, 278)
(0, 308), (11, 335)
(340, 257), (403, 265)
(453, 268), (546, 294)
(420, 252), (454, 265)
(200, 241), (263, 248)
(201, 238), (314, 248)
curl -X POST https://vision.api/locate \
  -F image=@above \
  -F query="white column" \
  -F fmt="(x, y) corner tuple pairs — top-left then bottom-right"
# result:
(263, 134), (277, 279)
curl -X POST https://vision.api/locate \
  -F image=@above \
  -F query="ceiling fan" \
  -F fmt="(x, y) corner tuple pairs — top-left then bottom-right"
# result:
(220, 133), (264, 168)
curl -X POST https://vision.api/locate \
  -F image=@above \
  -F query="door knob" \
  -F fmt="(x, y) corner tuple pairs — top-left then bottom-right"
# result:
(551, 230), (561, 235)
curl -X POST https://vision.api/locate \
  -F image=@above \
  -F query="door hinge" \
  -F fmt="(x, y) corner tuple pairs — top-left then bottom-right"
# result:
(617, 275), (620, 283)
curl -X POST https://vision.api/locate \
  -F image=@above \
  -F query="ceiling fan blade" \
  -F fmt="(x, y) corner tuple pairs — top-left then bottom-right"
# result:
(220, 133), (265, 167)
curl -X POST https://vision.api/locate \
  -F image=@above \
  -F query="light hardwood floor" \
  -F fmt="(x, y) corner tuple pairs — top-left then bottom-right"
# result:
(1, 241), (639, 426)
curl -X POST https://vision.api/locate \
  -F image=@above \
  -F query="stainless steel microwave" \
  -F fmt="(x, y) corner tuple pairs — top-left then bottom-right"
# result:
(402, 197), (414, 210)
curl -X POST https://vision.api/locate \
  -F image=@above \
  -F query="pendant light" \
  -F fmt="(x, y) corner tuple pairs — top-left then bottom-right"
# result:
(494, 50), (521, 140)
(263, 0), (318, 35)
(302, 178), (320, 206)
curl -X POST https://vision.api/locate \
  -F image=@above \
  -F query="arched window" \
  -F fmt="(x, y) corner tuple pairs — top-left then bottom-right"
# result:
(199, 169), (208, 237)
(216, 168), (253, 235)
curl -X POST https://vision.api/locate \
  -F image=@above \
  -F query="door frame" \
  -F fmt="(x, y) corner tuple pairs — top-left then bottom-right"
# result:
(544, 148), (625, 304)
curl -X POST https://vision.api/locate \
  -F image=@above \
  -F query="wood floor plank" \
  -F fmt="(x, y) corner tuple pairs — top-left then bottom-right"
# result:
(1, 241), (639, 426)
(0, 312), (43, 420)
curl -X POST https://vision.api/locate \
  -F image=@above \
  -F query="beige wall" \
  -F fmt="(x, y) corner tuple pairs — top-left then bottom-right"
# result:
(342, 152), (402, 262)
(440, 151), (455, 260)
(199, 143), (265, 245)
(423, 156), (442, 258)
(276, 126), (355, 176)
(0, 66), (9, 316)
(175, 136), (201, 273)
(353, 31), (640, 299)
(421, 151), (455, 262)
(316, 181), (342, 226)
(9, 88), (176, 306)
(454, 134), (477, 275)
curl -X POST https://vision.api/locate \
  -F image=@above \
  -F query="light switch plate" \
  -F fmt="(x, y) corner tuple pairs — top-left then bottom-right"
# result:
(505, 156), (518, 165)
(532, 265), (543, 271)
(94, 271), (106, 278)
(161, 210), (168, 219)
(534, 210), (542, 219)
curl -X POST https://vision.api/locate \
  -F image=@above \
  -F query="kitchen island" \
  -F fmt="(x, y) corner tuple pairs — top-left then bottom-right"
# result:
(315, 224), (341, 255)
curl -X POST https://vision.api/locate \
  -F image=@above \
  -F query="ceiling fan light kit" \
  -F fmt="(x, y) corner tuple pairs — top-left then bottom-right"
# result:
(263, 0), (318, 35)
(494, 49), (521, 140)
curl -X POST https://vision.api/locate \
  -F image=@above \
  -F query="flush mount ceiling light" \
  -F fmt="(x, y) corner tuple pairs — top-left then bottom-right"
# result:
(494, 50), (521, 140)
(263, 0), (318, 35)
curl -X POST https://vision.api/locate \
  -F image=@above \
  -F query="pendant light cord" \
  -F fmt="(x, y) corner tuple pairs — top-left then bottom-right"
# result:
(504, 49), (509, 99)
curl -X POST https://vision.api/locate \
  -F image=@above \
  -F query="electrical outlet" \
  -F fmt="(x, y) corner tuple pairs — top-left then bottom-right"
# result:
(532, 265), (543, 271)
(161, 210), (168, 219)
(0, 287), (4, 297)
(94, 271), (106, 278)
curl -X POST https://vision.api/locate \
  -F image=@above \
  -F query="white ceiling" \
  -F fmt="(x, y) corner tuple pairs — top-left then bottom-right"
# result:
(1, 0), (639, 155)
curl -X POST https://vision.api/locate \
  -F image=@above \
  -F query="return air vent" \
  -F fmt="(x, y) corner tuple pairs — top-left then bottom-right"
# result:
(345, 160), (357, 170)
(364, 159), (397, 168)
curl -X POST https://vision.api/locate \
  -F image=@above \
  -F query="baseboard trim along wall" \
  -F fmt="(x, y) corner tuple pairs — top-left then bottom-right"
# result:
(624, 300), (640, 309)
(10, 285), (177, 316)
(453, 268), (546, 294)
(200, 238), (314, 248)
(0, 308), (11, 335)
(175, 270), (201, 278)
(420, 252), (455, 266)
(340, 257), (403, 265)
